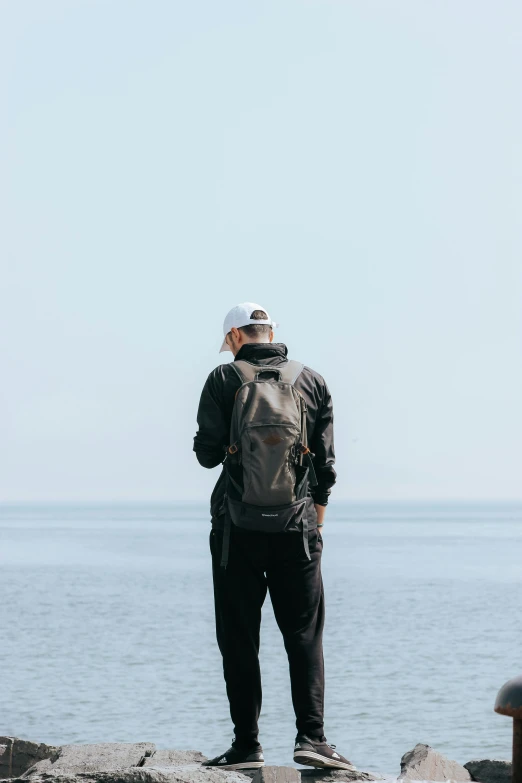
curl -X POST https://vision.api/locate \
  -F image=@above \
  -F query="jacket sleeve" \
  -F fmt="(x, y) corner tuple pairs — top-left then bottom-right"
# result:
(193, 370), (228, 469)
(309, 379), (337, 506)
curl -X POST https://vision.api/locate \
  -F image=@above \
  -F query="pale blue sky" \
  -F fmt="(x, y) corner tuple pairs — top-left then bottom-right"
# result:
(1, 1), (521, 502)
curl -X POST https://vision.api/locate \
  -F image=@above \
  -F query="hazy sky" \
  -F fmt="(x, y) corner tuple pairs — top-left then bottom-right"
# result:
(1, 1), (521, 502)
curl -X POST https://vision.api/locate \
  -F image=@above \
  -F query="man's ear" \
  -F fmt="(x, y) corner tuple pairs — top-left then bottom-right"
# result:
(230, 327), (242, 348)
(269, 329), (274, 343)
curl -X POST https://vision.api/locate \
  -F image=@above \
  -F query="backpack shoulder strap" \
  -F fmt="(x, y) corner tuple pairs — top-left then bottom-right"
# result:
(279, 360), (304, 385)
(229, 360), (258, 384)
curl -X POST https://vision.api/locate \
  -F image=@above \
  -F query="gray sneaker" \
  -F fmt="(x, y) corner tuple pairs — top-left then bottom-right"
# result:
(293, 734), (357, 770)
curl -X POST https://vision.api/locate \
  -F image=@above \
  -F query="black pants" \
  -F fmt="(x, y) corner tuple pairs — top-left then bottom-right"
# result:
(209, 524), (325, 749)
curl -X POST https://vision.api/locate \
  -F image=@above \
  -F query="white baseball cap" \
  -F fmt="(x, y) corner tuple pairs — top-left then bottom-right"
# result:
(219, 302), (278, 353)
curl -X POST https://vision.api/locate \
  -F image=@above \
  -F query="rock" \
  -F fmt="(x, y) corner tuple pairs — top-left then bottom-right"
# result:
(0, 740), (13, 780)
(0, 738), (59, 779)
(2, 738), (380, 783)
(300, 770), (382, 782)
(139, 748), (255, 783)
(252, 767), (301, 783)
(463, 759), (512, 783)
(142, 750), (207, 766)
(144, 767), (253, 783)
(21, 742), (155, 777)
(399, 744), (471, 782)
(6, 739), (253, 783)
(14, 767), (380, 783)
(16, 771), (175, 783)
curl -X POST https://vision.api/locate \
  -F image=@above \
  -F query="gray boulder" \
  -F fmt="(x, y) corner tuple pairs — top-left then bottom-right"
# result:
(0, 739), (15, 780)
(2, 738), (382, 783)
(18, 767), (254, 783)
(21, 742), (156, 777)
(143, 767), (253, 783)
(0, 737), (60, 779)
(300, 770), (382, 782)
(142, 750), (206, 766)
(252, 768), (301, 783)
(4, 738), (253, 783)
(139, 747), (256, 783)
(463, 759), (512, 783)
(16, 771), (178, 783)
(399, 744), (471, 782)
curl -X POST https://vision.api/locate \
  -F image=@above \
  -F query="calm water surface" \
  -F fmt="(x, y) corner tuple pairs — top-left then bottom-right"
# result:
(1, 502), (521, 776)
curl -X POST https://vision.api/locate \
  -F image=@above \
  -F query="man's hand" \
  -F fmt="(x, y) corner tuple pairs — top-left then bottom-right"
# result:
(314, 503), (326, 528)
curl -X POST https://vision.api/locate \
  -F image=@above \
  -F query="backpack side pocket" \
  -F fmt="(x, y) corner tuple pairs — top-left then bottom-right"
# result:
(295, 465), (309, 501)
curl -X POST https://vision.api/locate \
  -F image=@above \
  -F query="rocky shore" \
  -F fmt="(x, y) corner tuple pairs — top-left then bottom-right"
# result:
(0, 737), (512, 783)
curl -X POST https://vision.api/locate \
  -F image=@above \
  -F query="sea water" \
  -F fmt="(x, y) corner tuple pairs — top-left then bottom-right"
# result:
(1, 502), (521, 776)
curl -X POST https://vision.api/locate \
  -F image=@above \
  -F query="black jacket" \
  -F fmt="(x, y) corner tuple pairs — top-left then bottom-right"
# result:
(193, 342), (337, 529)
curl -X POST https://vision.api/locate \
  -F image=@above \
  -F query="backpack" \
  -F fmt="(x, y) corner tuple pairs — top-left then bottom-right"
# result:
(220, 359), (318, 568)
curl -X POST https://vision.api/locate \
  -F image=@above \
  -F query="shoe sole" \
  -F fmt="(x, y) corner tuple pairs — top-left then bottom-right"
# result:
(294, 751), (357, 771)
(205, 761), (265, 770)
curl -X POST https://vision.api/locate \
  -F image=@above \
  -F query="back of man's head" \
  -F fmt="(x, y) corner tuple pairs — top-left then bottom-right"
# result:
(219, 302), (278, 355)
(239, 309), (271, 339)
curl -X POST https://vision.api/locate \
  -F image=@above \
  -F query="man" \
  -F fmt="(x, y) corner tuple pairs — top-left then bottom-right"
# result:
(193, 302), (355, 771)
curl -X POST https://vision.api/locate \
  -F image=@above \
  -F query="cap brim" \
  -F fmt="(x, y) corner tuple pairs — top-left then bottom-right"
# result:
(219, 336), (231, 353)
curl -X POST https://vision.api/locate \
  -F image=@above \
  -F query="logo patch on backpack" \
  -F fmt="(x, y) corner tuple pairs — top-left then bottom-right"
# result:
(262, 434), (284, 446)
